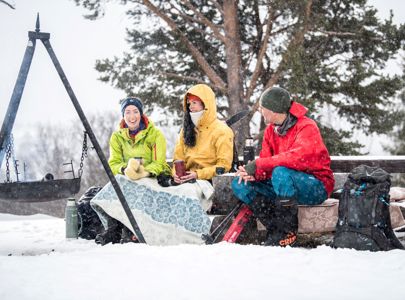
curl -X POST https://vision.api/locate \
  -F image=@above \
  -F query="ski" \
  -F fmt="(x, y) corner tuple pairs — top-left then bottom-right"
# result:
(203, 202), (243, 244)
(222, 204), (253, 243)
(225, 110), (250, 127)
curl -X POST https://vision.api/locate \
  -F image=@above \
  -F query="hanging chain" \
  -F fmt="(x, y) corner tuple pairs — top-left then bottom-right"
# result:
(10, 134), (20, 182)
(5, 143), (11, 183)
(5, 135), (14, 183)
(78, 131), (88, 178)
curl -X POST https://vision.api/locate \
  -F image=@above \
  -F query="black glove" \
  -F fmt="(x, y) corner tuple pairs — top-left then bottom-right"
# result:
(244, 160), (256, 175)
(157, 174), (173, 187)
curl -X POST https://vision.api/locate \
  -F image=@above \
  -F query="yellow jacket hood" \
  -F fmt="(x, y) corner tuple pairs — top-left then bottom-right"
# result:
(175, 84), (234, 180)
(183, 84), (216, 127)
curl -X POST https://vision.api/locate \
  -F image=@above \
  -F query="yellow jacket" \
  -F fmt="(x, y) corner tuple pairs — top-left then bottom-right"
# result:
(173, 84), (234, 180)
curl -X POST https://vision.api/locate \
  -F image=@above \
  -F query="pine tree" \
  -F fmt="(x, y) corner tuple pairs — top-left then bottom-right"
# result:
(387, 59), (405, 155)
(74, 0), (405, 154)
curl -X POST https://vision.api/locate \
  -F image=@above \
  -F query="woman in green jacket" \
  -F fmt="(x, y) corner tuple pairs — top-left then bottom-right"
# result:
(95, 97), (170, 245)
(108, 97), (170, 178)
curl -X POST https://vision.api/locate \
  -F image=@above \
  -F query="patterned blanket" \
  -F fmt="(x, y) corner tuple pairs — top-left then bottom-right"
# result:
(90, 175), (213, 246)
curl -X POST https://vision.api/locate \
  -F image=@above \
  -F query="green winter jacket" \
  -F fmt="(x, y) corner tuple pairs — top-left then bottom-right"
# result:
(108, 116), (171, 176)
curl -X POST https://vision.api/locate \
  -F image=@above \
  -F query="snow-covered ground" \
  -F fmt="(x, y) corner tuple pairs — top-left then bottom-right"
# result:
(1, 213), (405, 300)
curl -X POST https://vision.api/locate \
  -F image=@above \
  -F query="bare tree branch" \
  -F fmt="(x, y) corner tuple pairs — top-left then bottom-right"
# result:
(216, 106), (228, 119)
(314, 30), (383, 41)
(142, 0), (227, 91)
(0, 0), (15, 9)
(264, 0), (313, 91)
(158, 71), (209, 85)
(241, 1), (264, 94)
(208, 0), (224, 16)
(245, 7), (274, 102)
(179, 0), (227, 44)
(271, 23), (297, 36)
(169, 5), (220, 41)
(318, 30), (357, 37)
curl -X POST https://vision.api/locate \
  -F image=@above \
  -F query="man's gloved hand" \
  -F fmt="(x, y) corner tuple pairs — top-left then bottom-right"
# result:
(244, 160), (256, 176)
(124, 158), (150, 181)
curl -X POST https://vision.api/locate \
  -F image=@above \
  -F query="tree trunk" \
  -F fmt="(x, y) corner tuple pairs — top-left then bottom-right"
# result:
(222, 0), (249, 151)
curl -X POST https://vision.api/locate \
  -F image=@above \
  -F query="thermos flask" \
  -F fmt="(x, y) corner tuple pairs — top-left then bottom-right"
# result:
(65, 198), (78, 239)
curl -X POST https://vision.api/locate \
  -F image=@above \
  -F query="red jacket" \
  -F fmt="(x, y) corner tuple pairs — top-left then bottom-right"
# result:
(255, 102), (335, 196)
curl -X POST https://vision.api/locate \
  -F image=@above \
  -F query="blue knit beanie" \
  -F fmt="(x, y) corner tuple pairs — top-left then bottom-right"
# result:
(121, 97), (143, 116)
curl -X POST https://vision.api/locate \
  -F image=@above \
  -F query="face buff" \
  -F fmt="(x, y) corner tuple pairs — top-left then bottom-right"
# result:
(274, 113), (297, 136)
(190, 110), (204, 127)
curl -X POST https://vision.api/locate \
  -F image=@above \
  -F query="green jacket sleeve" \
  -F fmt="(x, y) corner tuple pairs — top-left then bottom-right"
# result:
(108, 133), (126, 176)
(144, 129), (170, 176)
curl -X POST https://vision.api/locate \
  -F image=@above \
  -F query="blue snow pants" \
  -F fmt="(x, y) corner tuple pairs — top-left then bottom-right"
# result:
(231, 166), (327, 205)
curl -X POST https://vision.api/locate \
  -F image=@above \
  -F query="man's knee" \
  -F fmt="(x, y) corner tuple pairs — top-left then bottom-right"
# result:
(272, 166), (293, 180)
(271, 167), (297, 199)
(231, 177), (253, 205)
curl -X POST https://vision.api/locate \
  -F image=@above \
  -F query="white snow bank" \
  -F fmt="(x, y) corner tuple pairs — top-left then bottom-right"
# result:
(0, 213), (405, 300)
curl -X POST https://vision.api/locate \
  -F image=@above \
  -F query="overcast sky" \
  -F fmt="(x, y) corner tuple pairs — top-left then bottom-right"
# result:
(0, 0), (404, 153)
(0, 0), (129, 126)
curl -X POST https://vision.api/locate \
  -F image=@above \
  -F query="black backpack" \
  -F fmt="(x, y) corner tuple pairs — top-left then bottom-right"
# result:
(333, 165), (404, 251)
(77, 186), (104, 239)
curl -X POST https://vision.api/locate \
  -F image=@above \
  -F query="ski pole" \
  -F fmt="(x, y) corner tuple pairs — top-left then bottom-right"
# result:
(203, 202), (243, 244)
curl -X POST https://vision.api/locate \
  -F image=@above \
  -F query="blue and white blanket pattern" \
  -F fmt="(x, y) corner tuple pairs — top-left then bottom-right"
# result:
(91, 175), (213, 245)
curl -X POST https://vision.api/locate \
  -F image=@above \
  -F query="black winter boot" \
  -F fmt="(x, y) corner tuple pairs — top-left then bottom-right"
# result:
(95, 216), (123, 246)
(264, 198), (298, 247)
(250, 196), (298, 247)
(120, 226), (139, 244)
(249, 196), (276, 226)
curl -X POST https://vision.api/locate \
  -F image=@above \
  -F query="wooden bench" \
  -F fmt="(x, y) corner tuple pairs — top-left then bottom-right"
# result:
(209, 156), (405, 246)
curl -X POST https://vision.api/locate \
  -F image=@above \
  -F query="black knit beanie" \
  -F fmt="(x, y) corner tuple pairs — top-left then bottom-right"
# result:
(259, 87), (291, 113)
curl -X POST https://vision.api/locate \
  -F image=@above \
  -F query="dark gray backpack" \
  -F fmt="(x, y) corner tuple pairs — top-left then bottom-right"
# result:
(77, 186), (103, 240)
(333, 165), (404, 251)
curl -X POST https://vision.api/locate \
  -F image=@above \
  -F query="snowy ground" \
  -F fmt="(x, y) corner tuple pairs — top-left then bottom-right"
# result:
(1, 213), (405, 300)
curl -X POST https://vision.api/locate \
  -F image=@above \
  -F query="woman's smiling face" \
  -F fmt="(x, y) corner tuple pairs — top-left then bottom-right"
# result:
(124, 105), (141, 130)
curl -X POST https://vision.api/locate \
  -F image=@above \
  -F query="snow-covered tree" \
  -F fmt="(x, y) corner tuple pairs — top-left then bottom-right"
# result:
(387, 59), (405, 155)
(14, 112), (116, 195)
(74, 0), (405, 154)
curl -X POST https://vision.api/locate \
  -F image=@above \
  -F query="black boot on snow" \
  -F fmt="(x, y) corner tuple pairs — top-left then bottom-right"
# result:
(265, 231), (297, 247)
(120, 226), (139, 244)
(95, 217), (123, 246)
(264, 198), (298, 247)
(249, 195), (276, 224)
(250, 196), (298, 247)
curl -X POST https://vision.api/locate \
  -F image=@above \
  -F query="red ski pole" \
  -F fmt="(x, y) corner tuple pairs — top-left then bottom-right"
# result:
(222, 204), (253, 243)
